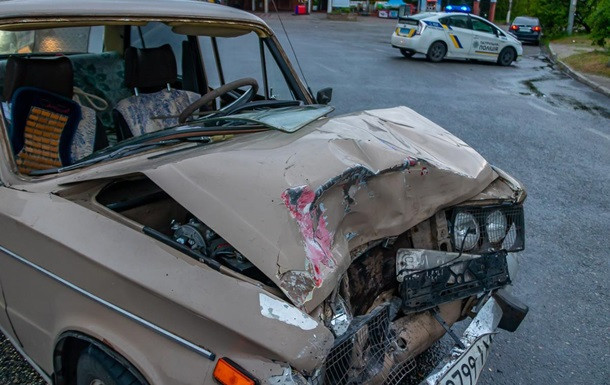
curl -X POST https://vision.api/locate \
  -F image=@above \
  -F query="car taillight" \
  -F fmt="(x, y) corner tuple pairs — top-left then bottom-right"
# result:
(510, 25), (519, 31)
(531, 25), (541, 32)
(416, 21), (425, 35)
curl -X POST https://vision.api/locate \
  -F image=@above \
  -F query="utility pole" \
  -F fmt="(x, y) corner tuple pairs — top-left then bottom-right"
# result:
(567, 0), (577, 35)
(506, 0), (513, 24)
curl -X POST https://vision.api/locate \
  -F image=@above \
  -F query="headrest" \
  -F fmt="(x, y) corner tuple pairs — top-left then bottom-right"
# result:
(3, 56), (74, 101)
(124, 44), (177, 91)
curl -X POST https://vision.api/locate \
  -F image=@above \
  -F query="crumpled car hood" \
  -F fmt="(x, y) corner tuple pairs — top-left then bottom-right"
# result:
(142, 106), (496, 311)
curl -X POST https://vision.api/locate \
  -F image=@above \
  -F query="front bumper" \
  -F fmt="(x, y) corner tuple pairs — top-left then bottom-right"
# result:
(421, 296), (503, 384)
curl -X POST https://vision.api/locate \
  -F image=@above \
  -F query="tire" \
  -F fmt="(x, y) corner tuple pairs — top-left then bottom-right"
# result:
(497, 47), (516, 66)
(426, 41), (446, 63)
(77, 346), (141, 385)
(400, 48), (414, 58)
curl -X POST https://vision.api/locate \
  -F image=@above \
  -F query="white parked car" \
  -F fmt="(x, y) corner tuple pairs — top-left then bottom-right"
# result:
(391, 12), (523, 66)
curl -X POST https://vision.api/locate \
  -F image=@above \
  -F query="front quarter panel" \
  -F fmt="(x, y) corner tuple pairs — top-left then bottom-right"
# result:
(0, 186), (332, 384)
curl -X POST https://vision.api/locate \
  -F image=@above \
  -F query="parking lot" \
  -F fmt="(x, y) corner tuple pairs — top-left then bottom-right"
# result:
(1, 11), (609, 385)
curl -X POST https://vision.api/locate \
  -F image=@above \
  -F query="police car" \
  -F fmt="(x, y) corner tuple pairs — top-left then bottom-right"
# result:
(391, 12), (523, 66)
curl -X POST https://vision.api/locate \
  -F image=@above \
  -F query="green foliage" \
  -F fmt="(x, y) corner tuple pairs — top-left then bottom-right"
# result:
(331, 7), (352, 13)
(533, 0), (568, 35)
(494, 0), (597, 37)
(587, 0), (610, 46)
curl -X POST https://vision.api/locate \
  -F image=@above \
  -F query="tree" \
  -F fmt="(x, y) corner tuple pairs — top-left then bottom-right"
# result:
(587, 0), (610, 46)
(521, 0), (597, 36)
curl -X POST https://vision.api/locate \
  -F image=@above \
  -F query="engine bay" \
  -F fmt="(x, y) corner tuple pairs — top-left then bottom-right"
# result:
(95, 176), (271, 285)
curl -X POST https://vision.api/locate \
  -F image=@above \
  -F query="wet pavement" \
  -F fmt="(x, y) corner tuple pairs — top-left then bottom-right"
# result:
(548, 41), (610, 96)
(2, 12), (609, 385)
(266, 13), (610, 385)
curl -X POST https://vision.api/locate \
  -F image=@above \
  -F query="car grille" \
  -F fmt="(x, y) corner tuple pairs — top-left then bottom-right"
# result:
(310, 305), (416, 385)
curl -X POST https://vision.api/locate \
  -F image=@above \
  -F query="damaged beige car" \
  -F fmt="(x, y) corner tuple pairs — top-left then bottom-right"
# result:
(0, 1), (528, 384)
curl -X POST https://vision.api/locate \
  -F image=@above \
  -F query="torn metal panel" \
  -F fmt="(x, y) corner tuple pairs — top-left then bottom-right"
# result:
(259, 293), (318, 331)
(27, 106), (496, 311)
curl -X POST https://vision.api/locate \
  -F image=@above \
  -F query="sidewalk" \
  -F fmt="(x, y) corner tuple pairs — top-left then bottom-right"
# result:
(547, 42), (610, 97)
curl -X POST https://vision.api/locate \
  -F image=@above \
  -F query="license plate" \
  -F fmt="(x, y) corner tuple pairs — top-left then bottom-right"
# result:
(436, 334), (493, 385)
(400, 28), (412, 35)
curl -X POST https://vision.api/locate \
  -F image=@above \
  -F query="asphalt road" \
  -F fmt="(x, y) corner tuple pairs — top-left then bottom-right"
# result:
(2, 13), (609, 385)
(266, 14), (610, 385)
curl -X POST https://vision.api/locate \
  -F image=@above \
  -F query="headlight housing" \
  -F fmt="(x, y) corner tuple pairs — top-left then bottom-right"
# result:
(450, 204), (524, 253)
(486, 210), (508, 243)
(453, 212), (481, 251)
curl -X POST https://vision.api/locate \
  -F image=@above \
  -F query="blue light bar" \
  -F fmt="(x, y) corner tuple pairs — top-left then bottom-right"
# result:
(445, 4), (471, 12)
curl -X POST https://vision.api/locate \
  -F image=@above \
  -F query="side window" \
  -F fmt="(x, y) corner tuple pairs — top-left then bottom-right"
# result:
(130, 23), (186, 75)
(0, 27), (104, 55)
(198, 34), (297, 101)
(263, 43), (295, 101)
(448, 15), (470, 29)
(471, 19), (495, 34)
(214, 32), (264, 90)
(199, 36), (221, 89)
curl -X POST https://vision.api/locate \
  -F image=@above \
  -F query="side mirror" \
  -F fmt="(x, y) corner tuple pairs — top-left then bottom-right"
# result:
(316, 87), (333, 105)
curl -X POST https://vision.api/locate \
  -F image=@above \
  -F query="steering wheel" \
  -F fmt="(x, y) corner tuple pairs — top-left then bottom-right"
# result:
(178, 78), (259, 124)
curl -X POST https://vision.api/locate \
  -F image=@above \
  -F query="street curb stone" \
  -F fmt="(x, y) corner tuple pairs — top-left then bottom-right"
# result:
(545, 44), (610, 98)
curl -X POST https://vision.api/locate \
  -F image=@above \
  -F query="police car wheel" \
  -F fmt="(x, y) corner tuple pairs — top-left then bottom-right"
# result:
(426, 41), (446, 63)
(497, 47), (516, 66)
(400, 49), (415, 58)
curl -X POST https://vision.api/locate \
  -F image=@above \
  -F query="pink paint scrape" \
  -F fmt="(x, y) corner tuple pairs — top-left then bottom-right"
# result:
(281, 186), (334, 286)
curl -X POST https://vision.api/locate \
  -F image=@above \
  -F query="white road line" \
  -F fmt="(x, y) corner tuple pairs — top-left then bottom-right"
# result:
(317, 62), (339, 74)
(528, 100), (557, 116)
(583, 127), (610, 141)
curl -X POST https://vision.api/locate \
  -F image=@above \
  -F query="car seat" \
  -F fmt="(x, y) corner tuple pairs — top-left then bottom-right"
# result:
(3, 56), (99, 174)
(113, 44), (201, 141)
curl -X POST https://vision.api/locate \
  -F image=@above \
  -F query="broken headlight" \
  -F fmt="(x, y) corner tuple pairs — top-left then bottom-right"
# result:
(452, 212), (480, 251)
(449, 205), (524, 254)
(486, 210), (508, 243)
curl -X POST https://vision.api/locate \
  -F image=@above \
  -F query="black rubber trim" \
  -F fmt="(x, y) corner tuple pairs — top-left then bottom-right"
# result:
(54, 332), (150, 385)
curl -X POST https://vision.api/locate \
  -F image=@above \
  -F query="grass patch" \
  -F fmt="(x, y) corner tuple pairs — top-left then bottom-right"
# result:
(563, 50), (610, 77)
(550, 34), (610, 47)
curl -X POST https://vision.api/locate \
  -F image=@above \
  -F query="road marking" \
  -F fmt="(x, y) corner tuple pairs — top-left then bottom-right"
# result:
(317, 62), (339, 74)
(528, 100), (557, 116)
(583, 127), (610, 141)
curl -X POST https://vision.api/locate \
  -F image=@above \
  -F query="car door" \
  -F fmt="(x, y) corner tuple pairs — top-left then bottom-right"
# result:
(440, 15), (473, 59)
(0, 260), (14, 337)
(469, 17), (502, 61)
(0, 184), (17, 339)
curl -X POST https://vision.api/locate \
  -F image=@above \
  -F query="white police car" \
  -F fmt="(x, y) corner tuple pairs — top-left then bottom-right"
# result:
(391, 12), (523, 66)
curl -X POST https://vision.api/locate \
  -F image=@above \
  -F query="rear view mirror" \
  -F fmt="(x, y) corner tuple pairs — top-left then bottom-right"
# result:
(316, 87), (333, 104)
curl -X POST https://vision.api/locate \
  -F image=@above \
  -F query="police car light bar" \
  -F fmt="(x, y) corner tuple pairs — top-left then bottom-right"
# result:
(445, 5), (471, 12)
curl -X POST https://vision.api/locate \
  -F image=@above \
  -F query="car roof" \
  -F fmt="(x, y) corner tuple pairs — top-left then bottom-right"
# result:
(420, 12), (486, 20)
(0, 0), (266, 28)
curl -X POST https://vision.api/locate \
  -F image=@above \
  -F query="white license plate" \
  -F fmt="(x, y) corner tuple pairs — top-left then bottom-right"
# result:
(437, 334), (493, 385)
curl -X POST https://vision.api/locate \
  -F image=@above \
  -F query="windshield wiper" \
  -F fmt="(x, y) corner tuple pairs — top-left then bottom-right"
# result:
(29, 136), (217, 176)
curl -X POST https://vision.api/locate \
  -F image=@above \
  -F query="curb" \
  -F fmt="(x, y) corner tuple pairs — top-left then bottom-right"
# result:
(545, 44), (610, 98)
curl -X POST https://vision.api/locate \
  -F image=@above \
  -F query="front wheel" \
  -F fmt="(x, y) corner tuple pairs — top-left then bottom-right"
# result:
(426, 41), (446, 63)
(400, 48), (415, 58)
(497, 47), (516, 66)
(77, 346), (141, 385)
